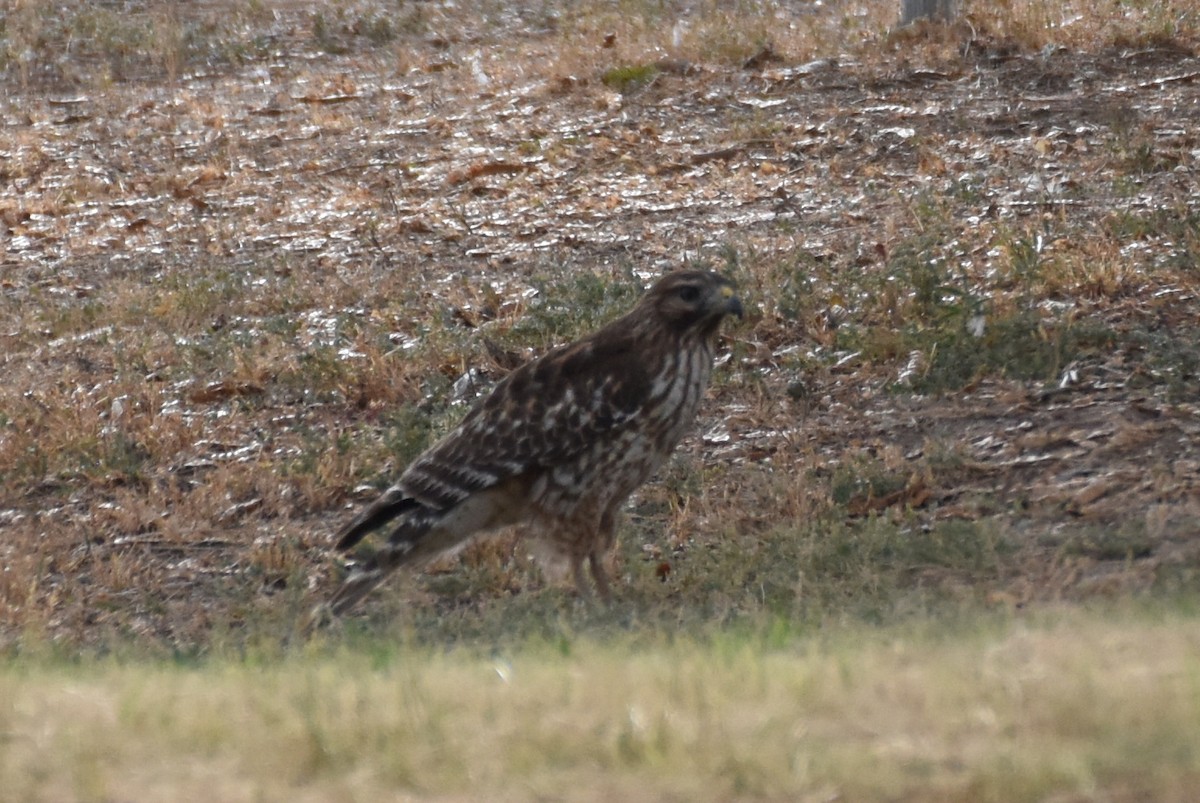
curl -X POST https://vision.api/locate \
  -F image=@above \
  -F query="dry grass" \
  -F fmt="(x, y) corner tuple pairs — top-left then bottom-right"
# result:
(2, 0), (1200, 646)
(3, 1), (1197, 90)
(4, 604), (1200, 801)
(3, 2), (1200, 797)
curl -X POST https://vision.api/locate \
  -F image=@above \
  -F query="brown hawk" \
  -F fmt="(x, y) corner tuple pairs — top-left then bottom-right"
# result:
(325, 270), (742, 615)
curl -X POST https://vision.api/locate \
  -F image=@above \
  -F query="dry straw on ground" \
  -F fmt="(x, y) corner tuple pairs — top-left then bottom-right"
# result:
(1, 1), (1199, 648)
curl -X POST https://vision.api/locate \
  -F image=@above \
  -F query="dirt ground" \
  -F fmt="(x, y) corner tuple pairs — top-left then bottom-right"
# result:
(3, 4), (1199, 648)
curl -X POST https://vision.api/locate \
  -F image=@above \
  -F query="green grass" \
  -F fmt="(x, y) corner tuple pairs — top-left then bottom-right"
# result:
(506, 268), (645, 346)
(601, 63), (660, 93)
(4, 603), (1200, 802)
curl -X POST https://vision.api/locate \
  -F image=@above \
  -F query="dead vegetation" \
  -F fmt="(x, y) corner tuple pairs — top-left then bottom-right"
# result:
(2, 0), (1200, 650)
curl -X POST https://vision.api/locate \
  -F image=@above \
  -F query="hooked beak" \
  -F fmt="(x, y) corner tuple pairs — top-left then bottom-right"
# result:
(719, 284), (744, 319)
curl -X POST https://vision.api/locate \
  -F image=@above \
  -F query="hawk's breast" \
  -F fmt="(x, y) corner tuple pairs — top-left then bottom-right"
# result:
(533, 337), (714, 517)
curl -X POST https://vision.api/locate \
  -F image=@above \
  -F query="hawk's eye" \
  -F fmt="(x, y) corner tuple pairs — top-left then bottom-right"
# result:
(678, 285), (701, 303)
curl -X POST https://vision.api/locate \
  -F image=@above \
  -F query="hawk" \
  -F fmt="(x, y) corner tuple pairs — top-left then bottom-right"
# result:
(325, 270), (742, 615)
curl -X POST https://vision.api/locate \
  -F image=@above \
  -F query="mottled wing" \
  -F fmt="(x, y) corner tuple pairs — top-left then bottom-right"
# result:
(335, 329), (650, 550)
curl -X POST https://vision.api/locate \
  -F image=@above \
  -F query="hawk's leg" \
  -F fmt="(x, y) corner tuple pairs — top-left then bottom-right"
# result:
(588, 552), (612, 602)
(568, 553), (612, 603)
(586, 508), (618, 603)
(570, 554), (593, 599)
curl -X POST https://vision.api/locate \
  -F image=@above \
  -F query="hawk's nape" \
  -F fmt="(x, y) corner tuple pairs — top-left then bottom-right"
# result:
(320, 269), (743, 618)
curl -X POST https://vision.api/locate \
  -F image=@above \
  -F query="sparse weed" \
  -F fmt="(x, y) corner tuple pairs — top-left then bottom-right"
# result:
(1059, 525), (1155, 562)
(1126, 326), (1200, 400)
(380, 403), (439, 473)
(0, 0), (271, 88)
(830, 457), (909, 510)
(505, 269), (642, 347)
(601, 63), (659, 93)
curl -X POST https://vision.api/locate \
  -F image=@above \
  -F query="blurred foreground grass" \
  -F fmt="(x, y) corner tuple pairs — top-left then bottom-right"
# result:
(4, 601), (1200, 802)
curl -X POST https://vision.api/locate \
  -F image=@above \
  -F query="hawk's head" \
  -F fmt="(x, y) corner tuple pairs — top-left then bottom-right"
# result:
(645, 270), (743, 337)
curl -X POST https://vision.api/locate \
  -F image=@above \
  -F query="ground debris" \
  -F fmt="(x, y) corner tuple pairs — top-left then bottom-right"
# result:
(3, 3), (1200, 647)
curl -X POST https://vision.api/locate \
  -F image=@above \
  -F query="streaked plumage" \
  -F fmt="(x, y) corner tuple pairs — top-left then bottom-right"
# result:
(325, 270), (742, 616)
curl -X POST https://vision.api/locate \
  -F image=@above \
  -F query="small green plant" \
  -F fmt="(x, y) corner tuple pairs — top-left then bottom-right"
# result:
(1127, 326), (1200, 401)
(601, 63), (658, 93)
(1061, 526), (1154, 562)
(354, 14), (396, 45)
(311, 12), (341, 54)
(381, 403), (438, 473)
(1105, 206), (1200, 271)
(830, 458), (908, 510)
(505, 269), (642, 346)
